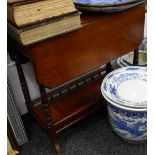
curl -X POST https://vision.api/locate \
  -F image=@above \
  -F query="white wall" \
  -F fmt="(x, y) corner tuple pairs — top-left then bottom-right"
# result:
(7, 55), (40, 115)
(7, 137), (12, 152)
(7, 54), (52, 115)
(144, 13), (147, 37)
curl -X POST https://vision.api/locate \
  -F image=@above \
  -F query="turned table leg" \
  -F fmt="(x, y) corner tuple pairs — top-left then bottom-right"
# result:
(106, 62), (113, 74)
(39, 85), (63, 155)
(133, 49), (139, 66)
(14, 52), (63, 154)
(13, 54), (32, 112)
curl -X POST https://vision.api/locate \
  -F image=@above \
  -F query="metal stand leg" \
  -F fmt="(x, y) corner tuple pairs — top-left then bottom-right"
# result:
(39, 85), (63, 155)
(133, 49), (139, 66)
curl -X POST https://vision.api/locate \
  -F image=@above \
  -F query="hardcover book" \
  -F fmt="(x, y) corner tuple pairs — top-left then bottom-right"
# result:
(7, 0), (77, 27)
(7, 11), (81, 46)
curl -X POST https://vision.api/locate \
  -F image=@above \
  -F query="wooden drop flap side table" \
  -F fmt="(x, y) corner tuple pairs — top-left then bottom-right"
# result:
(7, 4), (145, 155)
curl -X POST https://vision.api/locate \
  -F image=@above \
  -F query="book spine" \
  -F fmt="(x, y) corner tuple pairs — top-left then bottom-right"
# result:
(19, 10), (80, 31)
(7, 0), (25, 4)
(7, 0), (53, 27)
(7, 5), (18, 27)
(7, 0), (77, 28)
(7, 0), (41, 5)
(7, 22), (23, 44)
(7, 11), (81, 46)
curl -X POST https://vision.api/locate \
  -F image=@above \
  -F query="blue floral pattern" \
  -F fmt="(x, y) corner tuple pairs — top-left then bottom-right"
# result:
(74, 0), (130, 5)
(101, 66), (147, 142)
(101, 67), (147, 108)
(108, 103), (147, 118)
(107, 103), (147, 142)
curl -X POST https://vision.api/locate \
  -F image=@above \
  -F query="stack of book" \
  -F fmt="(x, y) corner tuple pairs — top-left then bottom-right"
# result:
(7, 0), (81, 45)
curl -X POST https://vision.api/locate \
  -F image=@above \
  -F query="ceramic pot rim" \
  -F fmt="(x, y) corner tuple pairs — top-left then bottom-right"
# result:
(101, 66), (147, 109)
(103, 92), (147, 112)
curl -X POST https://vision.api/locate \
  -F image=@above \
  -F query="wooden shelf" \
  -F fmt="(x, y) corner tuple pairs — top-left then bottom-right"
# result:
(33, 79), (106, 133)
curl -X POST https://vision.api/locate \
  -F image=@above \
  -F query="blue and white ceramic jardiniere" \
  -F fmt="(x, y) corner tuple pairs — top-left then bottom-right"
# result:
(101, 66), (147, 143)
(104, 95), (147, 143)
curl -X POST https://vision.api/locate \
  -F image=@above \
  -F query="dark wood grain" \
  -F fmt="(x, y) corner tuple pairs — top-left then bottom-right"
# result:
(8, 4), (145, 89)
(28, 4), (145, 88)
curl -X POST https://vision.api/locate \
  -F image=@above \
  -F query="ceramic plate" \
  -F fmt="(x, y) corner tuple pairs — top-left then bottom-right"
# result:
(117, 57), (130, 67)
(74, 0), (140, 7)
(101, 67), (147, 109)
(74, 1), (144, 12)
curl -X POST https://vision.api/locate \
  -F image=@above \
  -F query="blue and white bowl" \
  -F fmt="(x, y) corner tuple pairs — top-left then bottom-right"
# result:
(139, 37), (147, 51)
(117, 38), (147, 67)
(101, 66), (147, 143)
(74, 0), (140, 6)
(122, 50), (147, 66)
